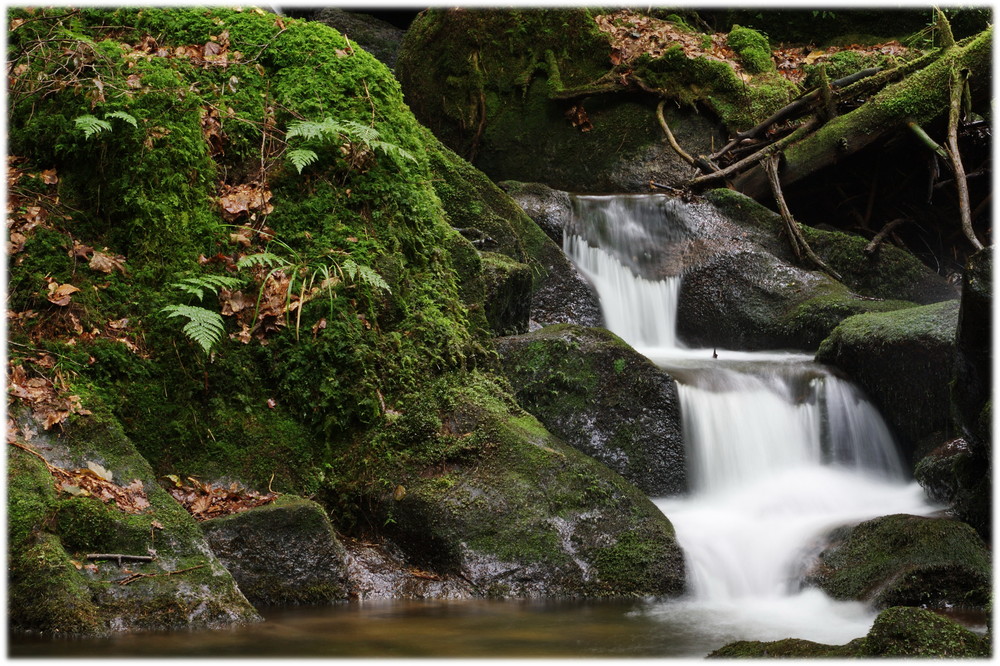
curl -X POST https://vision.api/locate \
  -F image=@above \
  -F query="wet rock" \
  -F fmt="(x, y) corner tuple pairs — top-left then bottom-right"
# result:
(815, 300), (960, 462)
(495, 324), (686, 496)
(499, 181), (573, 246)
(311, 8), (405, 70)
(708, 606), (989, 658)
(376, 373), (686, 598)
(426, 132), (602, 329)
(342, 537), (473, 599)
(8, 405), (260, 636)
(915, 438), (991, 542)
(201, 495), (349, 606)
(801, 513), (991, 611)
(480, 252), (532, 336)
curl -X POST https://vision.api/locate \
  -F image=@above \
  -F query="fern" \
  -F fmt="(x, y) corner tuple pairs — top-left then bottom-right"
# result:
(172, 274), (243, 301)
(161, 305), (226, 354)
(74, 115), (112, 139)
(237, 252), (285, 269)
(343, 259), (391, 293)
(105, 110), (138, 129)
(284, 117), (416, 172)
(287, 149), (319, 174)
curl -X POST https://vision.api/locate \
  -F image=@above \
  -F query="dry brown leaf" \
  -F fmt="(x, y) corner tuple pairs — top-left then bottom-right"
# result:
(46, 281), (81, 306)
(88, 250), (127, 274)
(41, 169), (58, 185)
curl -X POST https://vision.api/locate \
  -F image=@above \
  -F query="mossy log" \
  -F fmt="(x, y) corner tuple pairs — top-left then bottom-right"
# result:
(731, 27), (992, 198)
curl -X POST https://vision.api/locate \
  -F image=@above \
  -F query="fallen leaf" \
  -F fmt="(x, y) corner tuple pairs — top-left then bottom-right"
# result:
(88, 250), (126, 274)
(41, 169), (58, 185)
(87, 461), (113, 482)
(46, 281), (80, 306)
(151, 520), (164, 530)
(266, 398), (276, 409)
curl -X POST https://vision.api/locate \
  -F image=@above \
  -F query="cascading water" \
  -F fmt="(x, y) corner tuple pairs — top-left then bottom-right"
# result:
(565, 194), (938, 649)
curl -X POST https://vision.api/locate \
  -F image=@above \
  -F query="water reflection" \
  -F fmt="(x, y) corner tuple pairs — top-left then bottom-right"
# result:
(10, 598), (728, 658)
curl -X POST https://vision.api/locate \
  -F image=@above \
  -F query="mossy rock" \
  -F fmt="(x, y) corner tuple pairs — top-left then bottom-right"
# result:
(8, 405), (260, 637)
(201, 495), (349, 606)
(310, 8), (405, 70)
(374, 371), (686, 598)
(480, 252), (532, 336)
(952, 247), (991, 449)
(499, 180), (574, 246)
(915, 438), (991, 542)
(426, 135), (602, 328)
(495, 324), (686, 496)
(803, 514), (991, 611)
(397, 8), (725, 191)
(859, 606), (991, 657)
(816, 300), (960, 460)
(703, 189), (958, 304)
(727, 25), (774, 73)
(708, 606), (989, 658)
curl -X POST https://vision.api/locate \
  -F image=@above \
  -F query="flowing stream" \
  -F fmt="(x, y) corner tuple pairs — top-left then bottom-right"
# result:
(566, 194), (938, 646)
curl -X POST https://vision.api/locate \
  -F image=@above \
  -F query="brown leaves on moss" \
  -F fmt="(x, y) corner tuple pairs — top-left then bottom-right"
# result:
(162, 474), (277, 521)
(8, 441), (151, 513)
(8, 361), (91, 430)
(218, 183), (274, 222)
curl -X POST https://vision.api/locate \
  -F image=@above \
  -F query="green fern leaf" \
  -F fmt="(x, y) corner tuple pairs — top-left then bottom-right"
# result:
(286, 119), (332, 142)
(74, 114), (112, 139)
(105, 110), (138, 129)
(161, 304), (226, 354)
(339, 119), (381, 145)
(343, 259), (391, 294)
(371, 139), (417, 164)
(287, 149), (319, 174)
(172, 275), (243, 301)
(237, 252), (285, 269)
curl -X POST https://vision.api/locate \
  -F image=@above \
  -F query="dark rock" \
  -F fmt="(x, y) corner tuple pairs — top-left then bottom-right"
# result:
(499, 181), (572, 246)
(815, 300), (960, 462)
(495, 324), (686, 496)
(952, 247), (991, 449)
(480, 252), (532, 336)
(342, 537), (473, 600)
(376, 373), (686, 598)
(915, 438), (991, 541)
(311, 8), (405, 70)
(425, 131), (602, 329)
(202, 495), (349, 606)
(802, 514), (990, 611)
(8, 406), (259, 636)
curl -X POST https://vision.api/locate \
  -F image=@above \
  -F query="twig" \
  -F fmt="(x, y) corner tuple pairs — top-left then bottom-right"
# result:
(86, 553), (155, 564)
(117, 564), (206, 586)
(864, 218), (908, 255)
(945, 68), (983, 250)
(688, 119), (818, 189)
(656, 99), (695, 166)
(764, 155), (842, 280)
(907, 120), (950, 161)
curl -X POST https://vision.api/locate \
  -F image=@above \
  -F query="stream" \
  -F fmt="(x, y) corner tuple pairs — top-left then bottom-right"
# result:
(11, 194), (949, 658)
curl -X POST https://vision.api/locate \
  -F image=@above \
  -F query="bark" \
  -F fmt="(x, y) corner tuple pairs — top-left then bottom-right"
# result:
(731, 28), (992, 198)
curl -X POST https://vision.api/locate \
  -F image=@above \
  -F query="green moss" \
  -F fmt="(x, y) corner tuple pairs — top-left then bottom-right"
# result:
(818, 300), (959, 355)
(860, 606), (990, 657)
(727, 24), (774, 73)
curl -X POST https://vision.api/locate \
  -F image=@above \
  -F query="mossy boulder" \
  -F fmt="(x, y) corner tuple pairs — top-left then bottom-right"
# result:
(495, 324), (686, 496)
(480, 252), (533, 336)
(727, 25), (774, 73)
(952, 247), (991, 450)
(915, 439), (991, 543)
(396, 8), (725, 192)
(8, 406), (260, 637)
(310, 8), (405, 70)
(816, 300), (960, 461)
(499, 180), (574, 246)
(426, 135), (602, 329)
(709, 606), (989, 658)
(374, 372), (686, 598)
(201, 495), (349, 606)
(802, 514), (991, 611)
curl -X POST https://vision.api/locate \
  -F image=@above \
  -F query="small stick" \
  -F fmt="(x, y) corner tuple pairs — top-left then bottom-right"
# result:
(86, 553), (155, 564)
(117, 564), (206, 586)
(864, 218), (908, 255)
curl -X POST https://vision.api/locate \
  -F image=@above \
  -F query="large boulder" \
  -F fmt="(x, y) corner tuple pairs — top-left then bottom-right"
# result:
(801, 514), (991, 611)
(372, 372), (686, 598)
(709, 606), (990, 658)
(310, 8), (405, 70)
(201, 495), (349, 606)
(396, 8), (728, 192)
(815, 300), (960, 462)
(499, 181), (573, 246)
(495, 324), (686, 496)
(8, 406), (260, 636)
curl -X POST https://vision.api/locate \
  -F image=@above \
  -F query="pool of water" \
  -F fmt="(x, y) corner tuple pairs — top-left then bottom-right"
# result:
(8, 597), (788, 658)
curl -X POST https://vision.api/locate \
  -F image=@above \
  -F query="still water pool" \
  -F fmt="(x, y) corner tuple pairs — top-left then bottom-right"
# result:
(9, 597), (805, 658)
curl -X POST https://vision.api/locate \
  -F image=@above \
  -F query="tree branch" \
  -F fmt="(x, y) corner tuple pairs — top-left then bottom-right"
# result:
(945, 68), (983, 250)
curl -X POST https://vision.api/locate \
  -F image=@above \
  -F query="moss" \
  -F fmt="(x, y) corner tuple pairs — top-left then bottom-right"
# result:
(860, 606), (990, 657)
(727, 24), (774, 73)
(709, 637), (858, 658)
(480, 252), (532, 336)
(807, 514), (990, 609)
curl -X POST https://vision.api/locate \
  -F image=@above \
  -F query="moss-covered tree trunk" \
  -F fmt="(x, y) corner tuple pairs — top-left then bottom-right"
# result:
(731, 27), (992, 198)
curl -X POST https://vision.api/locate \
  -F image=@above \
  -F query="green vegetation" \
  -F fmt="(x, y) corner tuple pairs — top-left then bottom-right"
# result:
(727, 24), (774, 73)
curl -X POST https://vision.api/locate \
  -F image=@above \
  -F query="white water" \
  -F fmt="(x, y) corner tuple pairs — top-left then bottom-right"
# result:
(566, 194), (939, 648)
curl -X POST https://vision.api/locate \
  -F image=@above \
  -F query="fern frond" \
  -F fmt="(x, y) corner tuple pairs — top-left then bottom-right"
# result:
(161, 304), (226, 354)
(171, 274), (243, 301)
(343, 259), (391, 293)
(370, 139), (417, 164)
(74, 114), (112, 139)
(339, 119), (381, 145)
(106, 111), (138, 129)
(287, 149), (319, 174)
(237, 252), (286, 269)
(286, 119), (335, 142)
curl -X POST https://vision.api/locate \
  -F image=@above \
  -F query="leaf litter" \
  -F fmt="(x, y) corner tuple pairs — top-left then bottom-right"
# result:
(162, 474), (277, 521)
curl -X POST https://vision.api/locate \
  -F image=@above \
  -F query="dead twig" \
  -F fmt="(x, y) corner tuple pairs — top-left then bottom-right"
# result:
(117, 564), (205, 586)
(864, 218), (909, 255)
(944, 68), (983, 250)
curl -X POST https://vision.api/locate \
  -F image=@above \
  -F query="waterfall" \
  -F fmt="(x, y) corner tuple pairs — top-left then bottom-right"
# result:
(565, 194), (937, 644)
